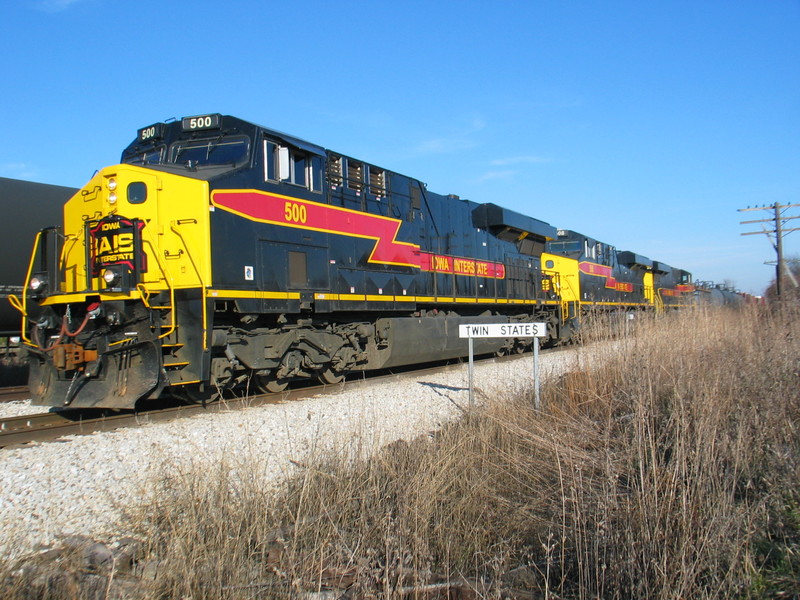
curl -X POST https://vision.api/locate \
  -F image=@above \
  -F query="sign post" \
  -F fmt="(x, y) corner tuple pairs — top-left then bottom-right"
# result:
(458, 322), (547, 409)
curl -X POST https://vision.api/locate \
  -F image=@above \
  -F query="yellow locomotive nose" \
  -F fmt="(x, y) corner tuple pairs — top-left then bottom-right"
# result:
(57, 165), (211, 296)
(21, 161), (213, 408)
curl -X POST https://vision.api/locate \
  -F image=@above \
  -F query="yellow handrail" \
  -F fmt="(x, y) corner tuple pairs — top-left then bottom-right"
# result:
(135, 283), (152, 308)
(169, 222), (209, 350)
(137, 229), (178, 341)
(556, 271), (580, 326)
(157, 283), (177, 341)
(655, 289), (665, 314)
(9, 230), (44, 345)
(136, 221), (207, 347)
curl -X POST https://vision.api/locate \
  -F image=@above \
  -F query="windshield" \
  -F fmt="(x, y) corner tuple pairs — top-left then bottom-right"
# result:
(548, 240), (582, 255)
(169, 136), (250, 168)
(124, 145), (166, 165)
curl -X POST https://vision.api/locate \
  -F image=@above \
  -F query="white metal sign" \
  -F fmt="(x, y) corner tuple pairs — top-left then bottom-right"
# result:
(458, 322), (547, 339)
(459, 321), (547, 410)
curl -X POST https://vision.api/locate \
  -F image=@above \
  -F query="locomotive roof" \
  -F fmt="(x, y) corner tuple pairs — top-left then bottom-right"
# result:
(125, 114), (325, 156)
(123, 114), (429, 183)
(617, 251), (653, 269)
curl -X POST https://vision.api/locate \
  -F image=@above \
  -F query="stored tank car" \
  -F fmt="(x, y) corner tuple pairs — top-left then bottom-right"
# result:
(694, 281), (744, 307)
(19, 114), (573, 409)
(0, 178), (76, 385)
(0, 178), (76, 335)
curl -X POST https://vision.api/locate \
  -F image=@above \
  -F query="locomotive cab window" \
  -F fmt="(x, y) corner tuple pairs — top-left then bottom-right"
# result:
(123, 145), (165, 166)
(170, 136), (249, 168)
(547, 240), (581, 256)
(127, 182), (147, 204)
(265, 141), (322, 192)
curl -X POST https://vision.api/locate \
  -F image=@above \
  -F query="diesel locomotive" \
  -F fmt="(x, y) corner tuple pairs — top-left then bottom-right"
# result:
(15, 114), (697, 409)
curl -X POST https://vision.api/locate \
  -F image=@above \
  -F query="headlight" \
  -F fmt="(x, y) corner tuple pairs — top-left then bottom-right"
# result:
(101, 267), (121, 286)
(108, 191), (118, 204)
(106, 178), (117, 191)
(29, 275), (47, 292)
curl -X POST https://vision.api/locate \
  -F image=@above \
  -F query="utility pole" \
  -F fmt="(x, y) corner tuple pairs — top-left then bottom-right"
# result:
(738, 202), (800, 298)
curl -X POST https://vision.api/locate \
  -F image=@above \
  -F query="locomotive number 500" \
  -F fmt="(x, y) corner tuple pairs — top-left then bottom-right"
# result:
(284, 202), (308, 224)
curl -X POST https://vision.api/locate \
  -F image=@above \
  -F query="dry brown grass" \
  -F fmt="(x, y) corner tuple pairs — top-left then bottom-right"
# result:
(2, 304), (798, 599)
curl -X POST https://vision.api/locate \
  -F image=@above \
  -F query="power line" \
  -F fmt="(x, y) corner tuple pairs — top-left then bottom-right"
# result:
(738, 203), (800, 297)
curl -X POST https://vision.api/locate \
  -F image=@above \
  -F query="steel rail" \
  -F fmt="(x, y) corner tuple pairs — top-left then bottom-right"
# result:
(0, 349), (556, 449)
(0, 385), (30, 402)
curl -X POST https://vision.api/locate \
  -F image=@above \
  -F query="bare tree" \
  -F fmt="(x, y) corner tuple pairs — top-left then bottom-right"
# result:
(764, 255), (800, 302)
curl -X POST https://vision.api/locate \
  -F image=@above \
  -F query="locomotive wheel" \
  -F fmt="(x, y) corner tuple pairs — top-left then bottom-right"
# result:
(178, 384), (219, 405)
(543, 316), (561, 347)
(318, 367), (345, 385)
(255, 373), (289, 393)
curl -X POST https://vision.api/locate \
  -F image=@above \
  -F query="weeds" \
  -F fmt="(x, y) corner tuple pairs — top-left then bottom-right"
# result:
(2, 305), (798, 599)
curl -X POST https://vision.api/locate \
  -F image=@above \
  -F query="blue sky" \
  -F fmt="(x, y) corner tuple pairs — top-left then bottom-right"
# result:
(1, 1), (798, 294)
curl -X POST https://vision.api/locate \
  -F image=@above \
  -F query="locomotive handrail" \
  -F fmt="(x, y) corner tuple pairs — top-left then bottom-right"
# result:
(562, 274), (578, 321)
(644, 284), (655, 306)
(546, 269), (579, 323)
(135, 283), (153, 308)
(156, 285), (178, 342)
(654, 289), (665, 313)
(134, 221), (208, 348)
(169, 222), (209, 350)
(10, 230), (45, 345)
(136, 230), (178, 341)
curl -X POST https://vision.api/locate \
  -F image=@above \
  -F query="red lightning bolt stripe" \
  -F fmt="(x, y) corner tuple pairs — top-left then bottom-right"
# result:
(578, 261), (634, 292)
(211, 189), (506, 278)
(211, 189), (421, 267)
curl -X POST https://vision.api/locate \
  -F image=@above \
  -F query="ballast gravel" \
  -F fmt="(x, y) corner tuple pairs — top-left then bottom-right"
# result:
(0, 400), (48, 418)
(0, 347), (596, 561)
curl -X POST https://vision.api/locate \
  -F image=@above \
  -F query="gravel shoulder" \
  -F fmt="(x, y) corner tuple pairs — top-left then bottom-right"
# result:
(0, 347), (593, 560)
(0, 400), (49, 418)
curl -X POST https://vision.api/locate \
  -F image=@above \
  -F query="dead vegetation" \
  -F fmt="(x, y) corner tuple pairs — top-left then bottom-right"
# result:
(2, 305), (798, 599)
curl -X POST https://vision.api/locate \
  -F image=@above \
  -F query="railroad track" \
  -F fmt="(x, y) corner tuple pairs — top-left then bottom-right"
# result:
(0, 378), (372, 448)
(0, 394), (282, 449)
(0, 411), (105, 447)
(0, 385), (30, 402)
(0, 349), (561, 449)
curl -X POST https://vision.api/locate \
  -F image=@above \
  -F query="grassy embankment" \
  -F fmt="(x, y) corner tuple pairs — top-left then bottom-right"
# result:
(4, 305), (800, 599)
